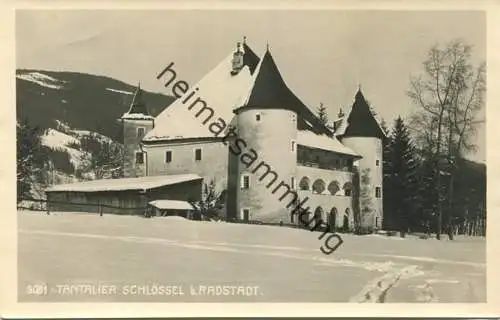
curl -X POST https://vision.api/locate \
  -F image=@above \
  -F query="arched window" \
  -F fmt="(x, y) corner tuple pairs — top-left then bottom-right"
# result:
(328, 181), (340, 195)
(343, 181), (353, 197)
(299, 176), (310, 191)
(342, 208), (351, 231)
(328, 207), (338, 232)
(312, 179), (326, 194)
(314, 206), (324, 224)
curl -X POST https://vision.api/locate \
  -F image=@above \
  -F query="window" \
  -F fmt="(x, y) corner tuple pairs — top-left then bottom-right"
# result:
(292, 114), (297, 122)
(376, 159), (380, 166)
(299, 177), (310, 191)
(165, 150), (172, 163)
(312, 179), (326, 194)
(195, 148), (202, 161)
(344, 189), (352, 197)
(241, 175), (250, 189)
(327, 181), (340, 195)
(291, 177), (296, 190)
(242, 208), (250, 221)
(375, 187), (382, 198)
(137, 127), (145, 139)
(347, 159), (353, 170)
(291, 140), (296, 152)
(256, 113), (261, 121)
(335, 159), (340, 168)
(375, 216), (379, 228)
(135, 152), (144, 164)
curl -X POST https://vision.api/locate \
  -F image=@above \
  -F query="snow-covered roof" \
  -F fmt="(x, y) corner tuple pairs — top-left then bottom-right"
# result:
(297, 130), (360, 157)
(148, 200), (197, 210)
(121, 113), (155, 120)
(143, 51), (256, 142)
(46, 174), (202, 193)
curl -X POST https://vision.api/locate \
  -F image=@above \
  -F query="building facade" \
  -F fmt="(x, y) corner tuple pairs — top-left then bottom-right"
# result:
(120, 39), (386, 230)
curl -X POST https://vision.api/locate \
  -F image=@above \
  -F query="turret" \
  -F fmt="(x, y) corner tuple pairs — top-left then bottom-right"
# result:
(119, 83), (154, 178)
(336, 89), (386, 230)
(229, 47), (299, 223)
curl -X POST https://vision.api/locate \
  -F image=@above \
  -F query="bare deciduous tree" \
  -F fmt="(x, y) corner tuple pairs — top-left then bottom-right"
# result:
(407, 39), (485, 239)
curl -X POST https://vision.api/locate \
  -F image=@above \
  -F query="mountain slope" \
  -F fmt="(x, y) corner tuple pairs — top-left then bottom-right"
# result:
(16, 69), (175, 142)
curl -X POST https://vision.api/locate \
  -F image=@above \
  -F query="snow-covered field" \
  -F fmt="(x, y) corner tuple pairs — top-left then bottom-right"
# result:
(17, 211), (486, 303)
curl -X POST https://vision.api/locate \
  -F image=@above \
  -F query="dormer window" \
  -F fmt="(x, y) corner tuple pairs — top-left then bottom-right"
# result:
(231, 42), (244, 75)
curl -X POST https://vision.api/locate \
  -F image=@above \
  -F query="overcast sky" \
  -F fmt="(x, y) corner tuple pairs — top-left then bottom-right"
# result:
(16, 10), (486, 162)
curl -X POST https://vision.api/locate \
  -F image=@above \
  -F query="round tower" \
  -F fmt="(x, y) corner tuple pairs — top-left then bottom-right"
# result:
(119, 84), (154, 178)
(234, 108), (297, 223)
(230, 48), (300, 223)
(338, 89), (385, 230)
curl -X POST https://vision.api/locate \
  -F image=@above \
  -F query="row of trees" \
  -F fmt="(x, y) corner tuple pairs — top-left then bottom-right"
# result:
(316, 39), (486, 239)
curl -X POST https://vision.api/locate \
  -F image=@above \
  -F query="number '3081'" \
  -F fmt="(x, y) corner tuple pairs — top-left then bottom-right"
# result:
(26, 283), (48, 296)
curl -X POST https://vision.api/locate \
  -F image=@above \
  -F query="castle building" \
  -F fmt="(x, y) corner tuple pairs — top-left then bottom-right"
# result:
(119, 39), (386, 230)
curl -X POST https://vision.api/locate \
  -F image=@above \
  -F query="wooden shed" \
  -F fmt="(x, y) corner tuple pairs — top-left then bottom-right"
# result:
(45, 174), (203, 216)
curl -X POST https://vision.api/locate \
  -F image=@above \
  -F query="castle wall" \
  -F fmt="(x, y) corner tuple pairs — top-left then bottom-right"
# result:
(233, 108), (297, 223)
(341, 137), (383, 229)
(122, 119), (154, 178)
(144, 139), (229, 199)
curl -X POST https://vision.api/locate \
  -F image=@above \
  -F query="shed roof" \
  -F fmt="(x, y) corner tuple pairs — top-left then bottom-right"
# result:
(46, 174), (202, 193)
(149, 200), (197, 210)
(297, 130), (360, 158)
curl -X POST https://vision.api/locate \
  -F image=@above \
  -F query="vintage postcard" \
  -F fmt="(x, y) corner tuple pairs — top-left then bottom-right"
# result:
(1, 0), (499, 318)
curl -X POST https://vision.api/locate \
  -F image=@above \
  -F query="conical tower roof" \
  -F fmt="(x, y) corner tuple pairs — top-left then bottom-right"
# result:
(336, 89), (386, 139)
(237, 48), (330, 135)
(128, 83), (149, 115)
(121, 83), (154, 120)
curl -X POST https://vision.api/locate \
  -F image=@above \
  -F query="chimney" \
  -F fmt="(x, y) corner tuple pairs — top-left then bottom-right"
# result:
(231, 41), (245, 75)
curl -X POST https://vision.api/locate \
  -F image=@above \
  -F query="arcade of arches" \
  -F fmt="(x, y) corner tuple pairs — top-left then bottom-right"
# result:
(299, 176), (352, 196)
(298, 176), (353, 231)
(309, 206), (351, 231)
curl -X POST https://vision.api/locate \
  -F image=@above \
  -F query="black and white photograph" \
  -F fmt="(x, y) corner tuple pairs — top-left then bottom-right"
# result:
(10, 4), (492, 310)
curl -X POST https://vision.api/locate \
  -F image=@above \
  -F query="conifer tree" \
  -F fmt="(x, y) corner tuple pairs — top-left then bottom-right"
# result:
(17, 119), (47, 202)
(386, 117), (420, 235)
(317, 102), (329, 126)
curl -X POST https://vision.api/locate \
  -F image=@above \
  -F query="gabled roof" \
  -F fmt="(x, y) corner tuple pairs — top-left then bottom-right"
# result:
(121, 84), (154, 120)
(335, 89), (387, 139)
(46, 174), (202, 193)
(236, 49), (331, 135)
(143, 43), (259, 142)
(242, 42), (260, 75)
